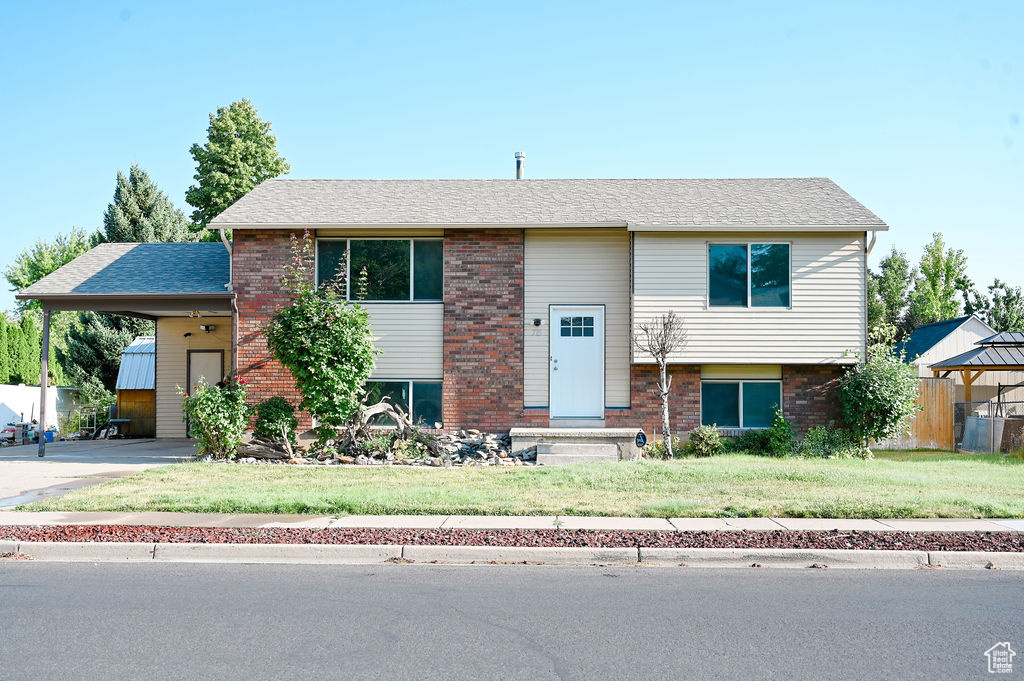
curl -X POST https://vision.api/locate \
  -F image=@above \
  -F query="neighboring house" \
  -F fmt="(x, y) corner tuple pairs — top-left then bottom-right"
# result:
(115, 336), (156, 437)
(897, 315), (1024, 403)
(19, 176), (887, 439)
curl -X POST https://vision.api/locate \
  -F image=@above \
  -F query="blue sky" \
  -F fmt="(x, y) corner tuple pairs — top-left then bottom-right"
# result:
(1, 1), (1020, 311)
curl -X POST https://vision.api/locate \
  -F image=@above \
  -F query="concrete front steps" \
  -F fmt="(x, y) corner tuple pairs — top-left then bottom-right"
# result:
(535, 443), (619, 465)
(510, 427), (646, 466)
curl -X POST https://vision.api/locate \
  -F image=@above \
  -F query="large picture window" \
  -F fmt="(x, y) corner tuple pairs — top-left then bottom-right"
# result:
(365, 380), (443, 428)
(701, 380), (782, 429)
(317, 239), (443, 302)
(708, 243), (790, 308)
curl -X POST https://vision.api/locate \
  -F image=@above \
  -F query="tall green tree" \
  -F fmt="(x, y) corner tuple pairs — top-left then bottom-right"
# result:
(0, 316), (10, 384)
(102, 165), (196, 243)
(867, 247), (915, 337)
(908, 232), (967, 325)
(185, 99), (289, 235)
(5, 228), (100, 312)
(963, 278), (1024, 332)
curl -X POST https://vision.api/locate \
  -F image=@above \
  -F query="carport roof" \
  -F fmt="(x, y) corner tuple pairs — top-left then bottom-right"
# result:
(17, 243), (229, 298)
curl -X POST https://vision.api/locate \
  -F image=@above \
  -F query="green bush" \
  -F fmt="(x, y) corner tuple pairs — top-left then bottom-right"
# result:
(684, 425), (722, 457)
(180, 378), (251, 459)
(645, 435), (684, 459)
(264, 231), (379, 444)
(254, 396), (298, 444)
(798, 424), (872, 460)
(764, 408), (795, 457)
(724, 428), (770, 454)
(839, 328), (921, 444)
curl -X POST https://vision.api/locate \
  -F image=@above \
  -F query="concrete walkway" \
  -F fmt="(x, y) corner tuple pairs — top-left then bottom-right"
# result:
(0, 439), (195, 507)
(0, 510), (1019, 532)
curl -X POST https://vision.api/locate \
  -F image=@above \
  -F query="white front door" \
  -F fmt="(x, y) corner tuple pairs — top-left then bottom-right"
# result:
(549, 305), (604, 419)
(188, 351), (223, 392)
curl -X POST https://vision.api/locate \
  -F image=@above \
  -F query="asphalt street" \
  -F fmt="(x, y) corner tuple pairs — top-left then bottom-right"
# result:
(0, 563), (1020, 680)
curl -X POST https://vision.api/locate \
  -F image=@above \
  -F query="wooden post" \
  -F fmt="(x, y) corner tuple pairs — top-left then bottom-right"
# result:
(962, 368), (984, 403)
(37, 308), (50, 458)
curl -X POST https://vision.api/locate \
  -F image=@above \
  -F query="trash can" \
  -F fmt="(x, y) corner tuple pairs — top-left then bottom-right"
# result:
(44, 431), (54, 443)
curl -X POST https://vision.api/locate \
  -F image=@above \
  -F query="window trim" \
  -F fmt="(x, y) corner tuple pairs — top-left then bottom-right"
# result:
(364, 378), (443, 428)
(699, 378), (783, 429)
(706, 241), (792, 310)
(315, 237), (444, 303)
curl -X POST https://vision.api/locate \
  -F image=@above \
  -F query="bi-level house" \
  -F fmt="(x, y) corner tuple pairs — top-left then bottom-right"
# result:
(19, 173), (887, 443)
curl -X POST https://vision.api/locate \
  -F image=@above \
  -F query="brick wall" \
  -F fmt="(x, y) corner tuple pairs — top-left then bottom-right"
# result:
(782, 364), (845, 434)
(442, 229), (524, 432)
(604, 363), (844, 439)
(232, 229), (310, 429)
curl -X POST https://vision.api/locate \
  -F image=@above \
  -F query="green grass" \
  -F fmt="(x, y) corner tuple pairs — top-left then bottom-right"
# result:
(26, 450), (1024, 519)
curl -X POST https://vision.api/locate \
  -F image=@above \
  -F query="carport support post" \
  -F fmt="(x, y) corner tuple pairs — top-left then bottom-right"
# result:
(37, 308), (50, 458)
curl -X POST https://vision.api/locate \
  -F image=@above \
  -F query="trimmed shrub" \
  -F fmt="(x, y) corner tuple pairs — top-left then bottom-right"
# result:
(764, 408), (795, 457)
(798, 424), (872, 460)
(839, 329), (921, 445)
(180, 378), (251, 459)
(724, 428), (770, 454)
(254, 396), (298, 444)
(684, 425), (723, 457)
(645, 435), (684, 459)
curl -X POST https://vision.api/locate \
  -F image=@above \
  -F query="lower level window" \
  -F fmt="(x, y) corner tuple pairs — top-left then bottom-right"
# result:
(365, 380), (442, 427)
(701, 381), (782, 429)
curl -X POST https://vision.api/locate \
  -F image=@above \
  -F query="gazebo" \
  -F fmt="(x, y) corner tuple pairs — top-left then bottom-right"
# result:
(930, 332), (1024, 403)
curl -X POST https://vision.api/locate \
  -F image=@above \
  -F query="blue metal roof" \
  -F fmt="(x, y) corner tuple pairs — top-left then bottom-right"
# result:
(116, 336), (155, 390)
(896, 315), (981, 361)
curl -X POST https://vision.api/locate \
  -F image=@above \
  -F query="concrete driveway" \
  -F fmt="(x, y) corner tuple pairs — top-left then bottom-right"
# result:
(0, 439), (196, 508)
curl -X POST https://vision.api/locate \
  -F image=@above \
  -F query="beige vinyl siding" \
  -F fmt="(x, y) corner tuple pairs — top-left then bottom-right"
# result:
(524, 228), (630, 408)
(366, 303), (443, 379)
(155, 317), (232, 439)
(633, 231), (865, 364)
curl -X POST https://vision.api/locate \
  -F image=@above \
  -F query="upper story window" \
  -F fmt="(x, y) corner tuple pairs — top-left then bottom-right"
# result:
(316, 238), (443, 302)
(708, 243), (791, 308)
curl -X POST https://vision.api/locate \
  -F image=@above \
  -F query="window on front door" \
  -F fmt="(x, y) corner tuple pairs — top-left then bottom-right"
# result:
(708, 243), (791, 308)
(316, 238), (443, 302)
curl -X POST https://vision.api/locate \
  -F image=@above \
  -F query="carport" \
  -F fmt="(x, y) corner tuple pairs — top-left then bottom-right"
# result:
(16, 242), (233, 456)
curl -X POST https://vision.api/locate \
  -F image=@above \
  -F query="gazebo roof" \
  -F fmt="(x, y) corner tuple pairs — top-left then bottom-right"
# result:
(929, 333), (1024, 370)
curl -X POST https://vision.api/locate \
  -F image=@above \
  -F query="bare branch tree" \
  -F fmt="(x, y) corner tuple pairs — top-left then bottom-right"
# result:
(633, 311), (687, 458)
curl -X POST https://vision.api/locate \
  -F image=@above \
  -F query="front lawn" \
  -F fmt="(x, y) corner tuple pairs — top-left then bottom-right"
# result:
(27, 451), (1024, 518)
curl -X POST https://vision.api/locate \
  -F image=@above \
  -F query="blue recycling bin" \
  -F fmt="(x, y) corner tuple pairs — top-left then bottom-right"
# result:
(44, 431), (54, 443)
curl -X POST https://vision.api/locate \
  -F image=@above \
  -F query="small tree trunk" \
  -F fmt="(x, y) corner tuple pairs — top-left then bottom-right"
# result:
(659, 361), (672, 458)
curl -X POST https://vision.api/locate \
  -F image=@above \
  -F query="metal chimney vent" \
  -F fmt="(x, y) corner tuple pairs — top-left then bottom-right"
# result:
(515, 151), (525, 180)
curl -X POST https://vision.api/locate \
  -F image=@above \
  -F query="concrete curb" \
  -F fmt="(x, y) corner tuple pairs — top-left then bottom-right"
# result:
(153, 543), (402, 564)
(640, 547), (929, 569)
(402, 545), (639, 565)
(928, 551), (1024, 570)
(3, 541), (1020, 569)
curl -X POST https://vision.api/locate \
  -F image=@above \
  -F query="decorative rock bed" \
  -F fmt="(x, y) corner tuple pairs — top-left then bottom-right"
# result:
(2, 525), (1023, 552)
(228, 430), (538, 467)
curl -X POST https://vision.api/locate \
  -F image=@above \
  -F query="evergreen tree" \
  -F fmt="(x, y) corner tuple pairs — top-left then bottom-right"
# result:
(102, 165), (196, 243)
(0, 316), (10, 384)
(17, 316), (40, 385)
(58, 312), (151, 394)
(185, 99), (289, 235)
(6, 317), (31, 384)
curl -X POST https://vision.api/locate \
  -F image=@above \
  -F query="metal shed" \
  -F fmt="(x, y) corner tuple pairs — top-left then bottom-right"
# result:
(116, 336), (156, 437)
